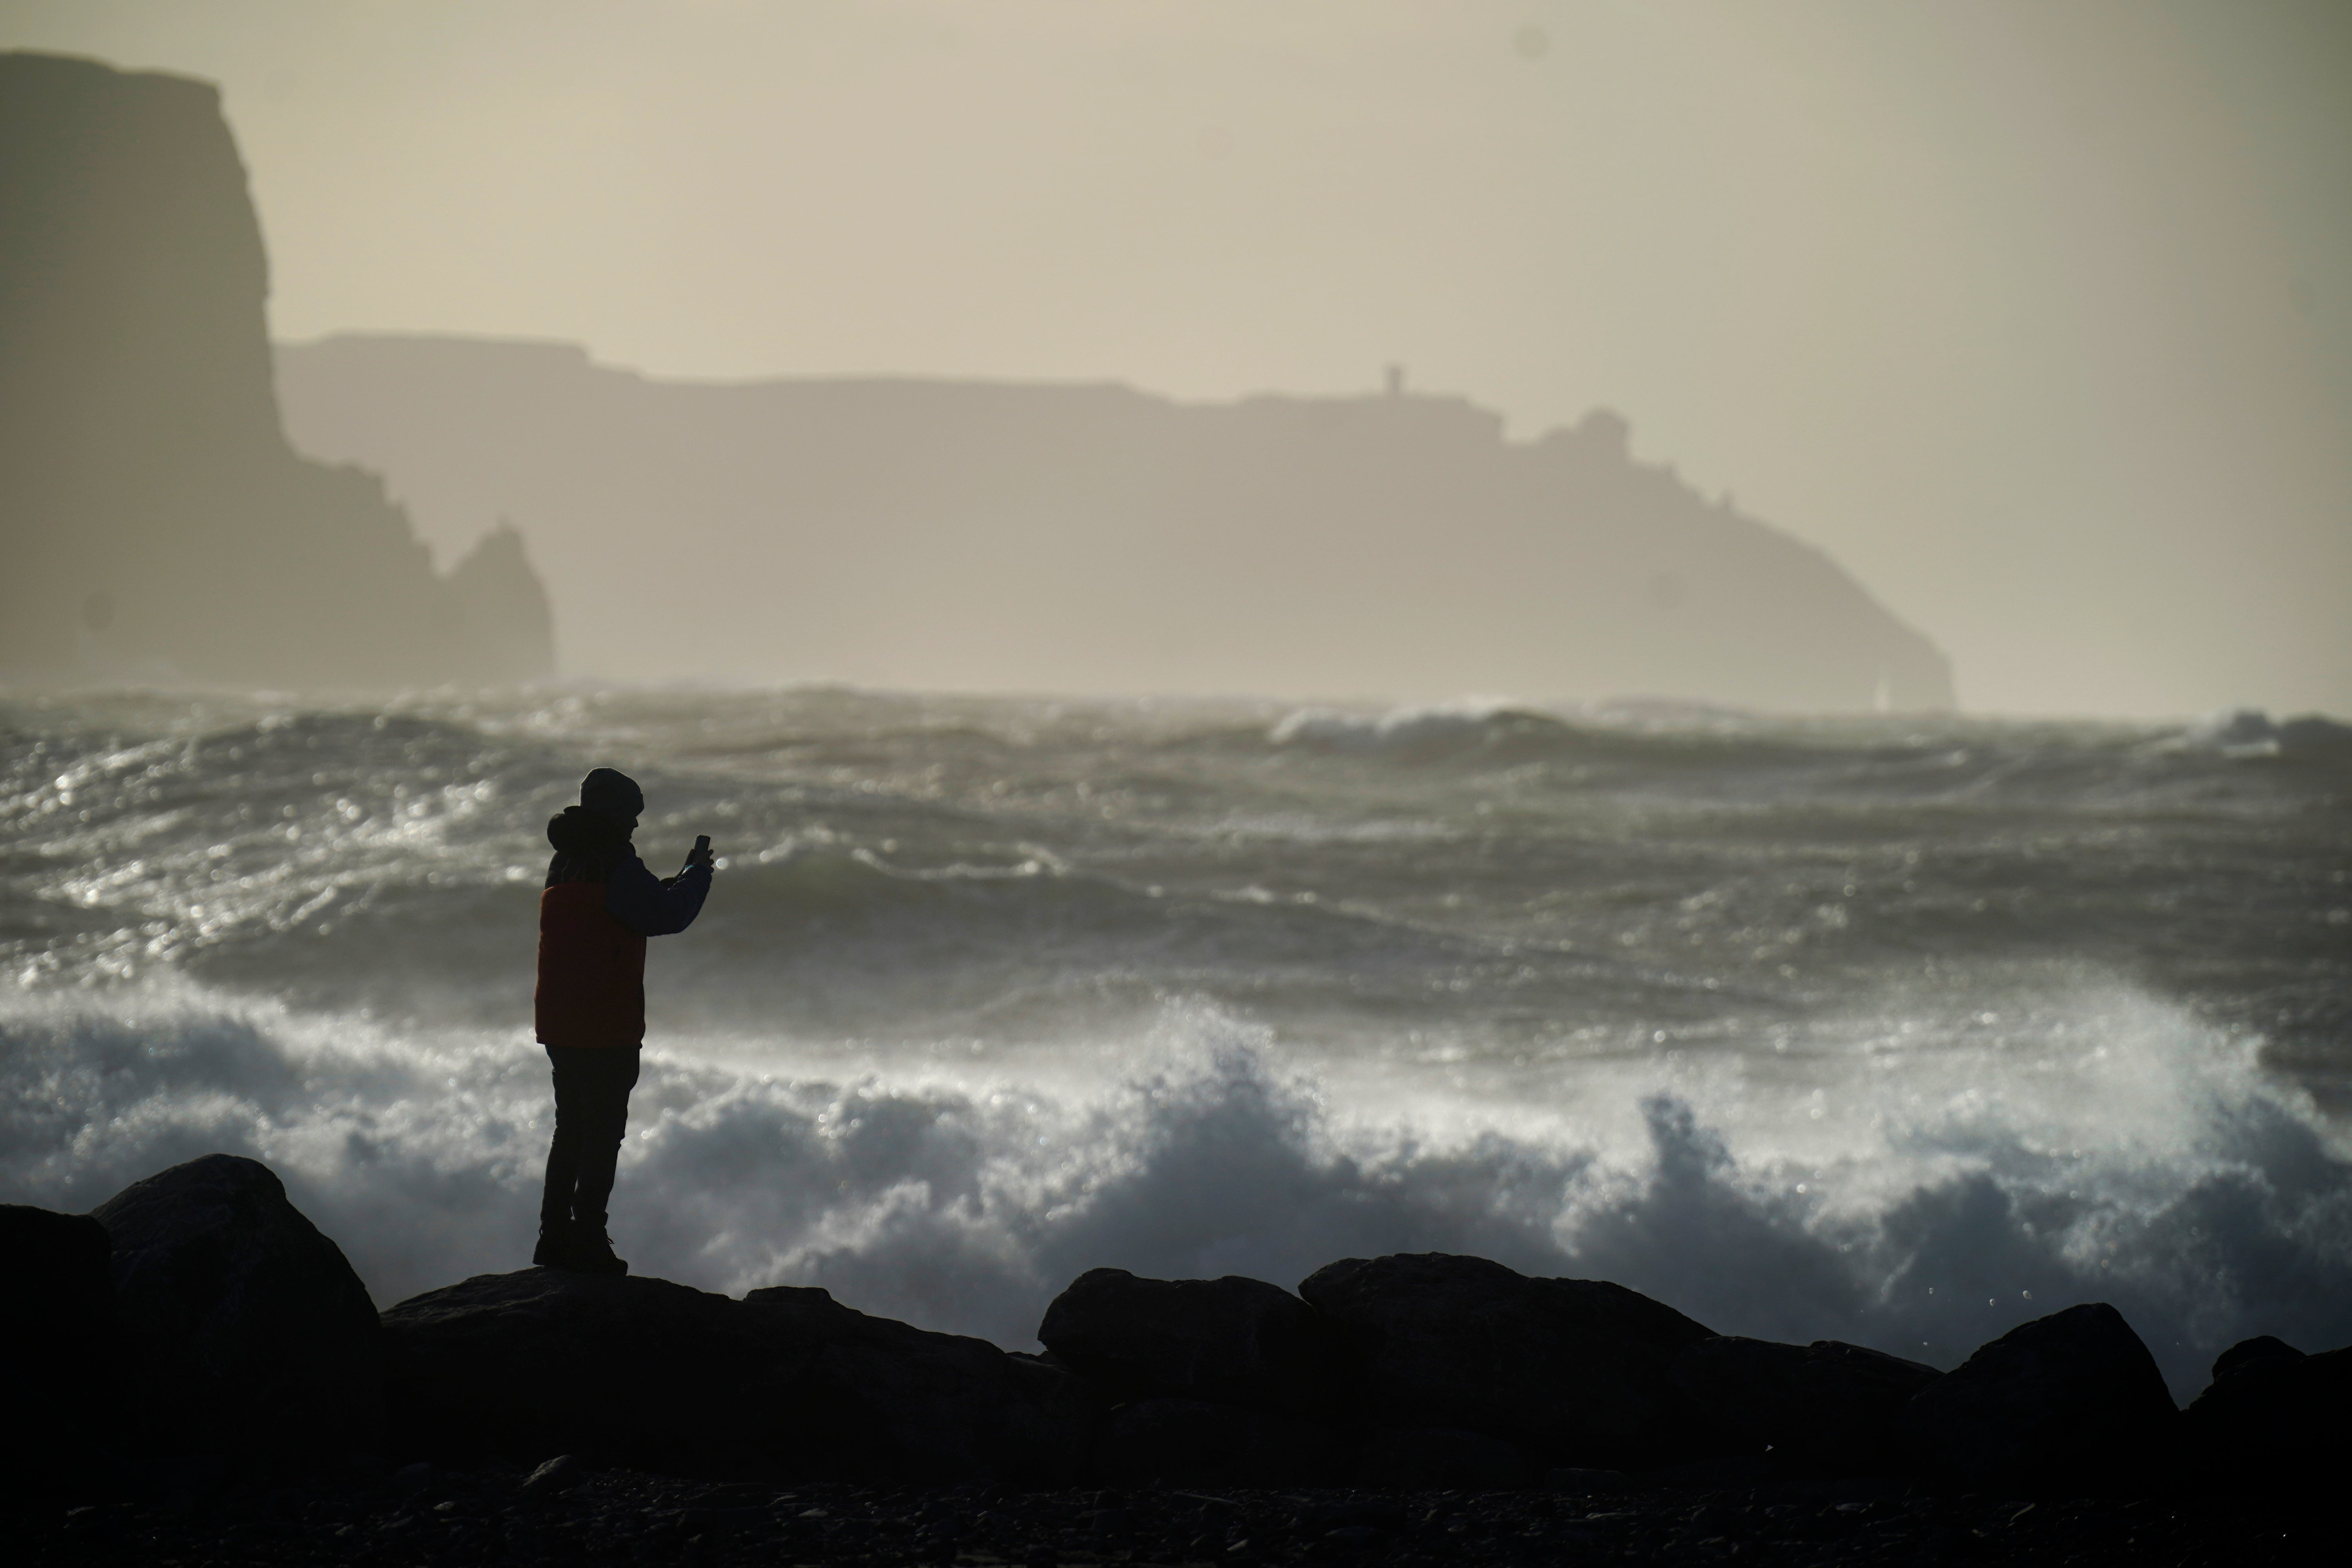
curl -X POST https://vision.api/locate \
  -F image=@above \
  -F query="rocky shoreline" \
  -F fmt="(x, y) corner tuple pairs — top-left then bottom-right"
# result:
(22, 1463), (2326, 1566)
(7, 1154), (2344, 1564)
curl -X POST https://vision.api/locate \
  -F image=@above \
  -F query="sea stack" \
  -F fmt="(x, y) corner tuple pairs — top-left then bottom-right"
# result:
(0, 52), (554, 687)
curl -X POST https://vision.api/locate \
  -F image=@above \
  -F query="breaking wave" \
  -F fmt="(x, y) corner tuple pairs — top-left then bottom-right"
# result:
(7, 687), (2348, 1409)
(2180, 706), (2352, 758)
(1269, 701), (1557, 758)
(7, 978), (2347, 1402)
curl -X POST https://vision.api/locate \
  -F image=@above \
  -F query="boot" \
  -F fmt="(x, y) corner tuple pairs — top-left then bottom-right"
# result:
(566, 1229), (629, 1276)
(532, 1219), (575, 1268)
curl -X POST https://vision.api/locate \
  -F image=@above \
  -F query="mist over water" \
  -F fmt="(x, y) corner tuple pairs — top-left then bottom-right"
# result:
(5, 687), (2349, 1399)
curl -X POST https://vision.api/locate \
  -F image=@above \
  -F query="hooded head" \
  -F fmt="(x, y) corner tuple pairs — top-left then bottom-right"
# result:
(580, 768), (644, 833)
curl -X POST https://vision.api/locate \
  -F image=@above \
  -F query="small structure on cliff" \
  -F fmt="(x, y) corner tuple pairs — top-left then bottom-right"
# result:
(0, 52), (554, 688)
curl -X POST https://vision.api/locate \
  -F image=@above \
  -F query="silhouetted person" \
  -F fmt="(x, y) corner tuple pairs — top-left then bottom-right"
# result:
(534, 768), (713, 1273)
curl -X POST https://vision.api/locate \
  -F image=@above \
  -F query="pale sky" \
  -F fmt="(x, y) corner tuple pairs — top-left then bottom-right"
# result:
(7, 0), (2348, 717)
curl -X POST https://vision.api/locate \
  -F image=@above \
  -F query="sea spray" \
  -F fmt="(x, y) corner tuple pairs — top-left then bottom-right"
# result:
(5, 976), (2346, 1401)
(5, 688), (2348, 1399)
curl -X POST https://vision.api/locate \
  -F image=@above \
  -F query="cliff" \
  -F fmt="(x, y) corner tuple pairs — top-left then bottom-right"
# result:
(275, 336), (1953, 710)
(0, 53), (554, 688)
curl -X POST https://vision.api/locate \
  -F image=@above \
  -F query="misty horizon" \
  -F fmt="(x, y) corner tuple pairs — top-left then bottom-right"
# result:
(4, 1), (2346, 717)
(8, 45), (1949, 716)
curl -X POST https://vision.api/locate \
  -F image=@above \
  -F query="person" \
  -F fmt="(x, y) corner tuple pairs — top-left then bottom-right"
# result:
(532, 767), (713, 1273)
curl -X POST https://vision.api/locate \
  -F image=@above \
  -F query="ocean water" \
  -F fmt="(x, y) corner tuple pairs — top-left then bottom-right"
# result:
(4, 686), (2348, 1399)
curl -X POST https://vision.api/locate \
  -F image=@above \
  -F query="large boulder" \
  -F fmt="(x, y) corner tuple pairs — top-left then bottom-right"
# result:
(0, 1203), (121, 1482)
(2182, 1337), (2352, 1488)
(381, 1270), (1088, 1483)
(0, 1201), (114, 1342)
(1670, 1336), (1942, 1476)
(92, 1154), (383, 1457)
(1038, 1268), (1345, 1417)
(1296, 1252), (1717, 1468)
(1900, 1303), (2177, 1493)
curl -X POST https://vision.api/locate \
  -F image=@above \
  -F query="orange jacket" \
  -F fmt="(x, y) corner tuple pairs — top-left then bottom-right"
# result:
(534, 883), (647, 1049)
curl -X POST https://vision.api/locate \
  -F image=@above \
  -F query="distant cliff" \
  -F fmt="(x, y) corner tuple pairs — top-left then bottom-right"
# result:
(0, 53), (553, 688)
(276, 335), (1951, 710)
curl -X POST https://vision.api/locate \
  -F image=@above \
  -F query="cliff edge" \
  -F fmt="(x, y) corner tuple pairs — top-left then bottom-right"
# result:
(277, 337), (1953, 710)
(0, 53), (554, 688)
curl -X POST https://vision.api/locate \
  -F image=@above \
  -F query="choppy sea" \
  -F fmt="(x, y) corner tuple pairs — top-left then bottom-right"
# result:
(4, 687), (2348, 1399)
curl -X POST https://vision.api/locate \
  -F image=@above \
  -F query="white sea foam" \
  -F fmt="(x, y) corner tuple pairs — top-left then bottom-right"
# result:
(1269, 699), (1526, 754)
(2180, 706), (2352, 757)
(5, 976), (2345, 1401)
(7, 690), (2348, 1406)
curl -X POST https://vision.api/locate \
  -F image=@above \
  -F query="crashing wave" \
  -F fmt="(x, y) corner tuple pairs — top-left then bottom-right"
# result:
(1268, 700), (1575, 758)
(2181, 708), (2352, 758)
(7, 981), (2348, 1404)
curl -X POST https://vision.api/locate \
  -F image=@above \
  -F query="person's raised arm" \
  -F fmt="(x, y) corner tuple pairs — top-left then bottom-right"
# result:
(604, 842), (712, 936)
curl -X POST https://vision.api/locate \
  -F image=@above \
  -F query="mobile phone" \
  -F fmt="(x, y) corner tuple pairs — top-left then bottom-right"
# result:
(692, 834), (712, 862)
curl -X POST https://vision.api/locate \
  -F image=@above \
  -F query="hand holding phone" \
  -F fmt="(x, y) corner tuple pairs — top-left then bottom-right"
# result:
(690, 833), (714, 869)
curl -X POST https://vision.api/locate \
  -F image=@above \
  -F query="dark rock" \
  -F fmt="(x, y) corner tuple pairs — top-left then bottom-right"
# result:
(1303, 1498), (1407, 1532)
(1087, 1397), (1351, 1487)
(2183, 1338), (2352, 1488)
(1317, 1523), (1394, 1557)
(1638, 1452), (1782, 1491)
(1544, 1465), (1630, 1492)
(1670, 1335), (1941, 1475)
(2206, 1334), (2303, 1382)
(681, 1503), (766, 1538)
(1899, 1303), (2177, 1493)
(1354, 1426), (1532, 1488)
(1296, 1252), (1716, 1467)
(381, 1270), (1087, 1483)
(0, 1203), (114, 1327)
(134, 1452), (233, 1513)
(522, 1455), (584, 1494)
(1038, 1268), (1343, 1417)
(92, 1153), (383, 1457)
(0, 1203), (119, 1483)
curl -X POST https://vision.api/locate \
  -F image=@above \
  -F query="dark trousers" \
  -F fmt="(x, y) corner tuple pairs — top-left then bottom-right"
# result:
(539, 1045), (641, 1236)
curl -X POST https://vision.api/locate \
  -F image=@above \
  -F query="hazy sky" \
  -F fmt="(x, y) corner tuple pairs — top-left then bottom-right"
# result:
(8, 1), (2348, 716)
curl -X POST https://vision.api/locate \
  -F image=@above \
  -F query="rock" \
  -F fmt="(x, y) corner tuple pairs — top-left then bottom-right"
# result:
(1037, 1268), (1344, 1417)
(1899, 1303), (2178, 1493)
(92, 1153), (384, 1456)
(0, 1202), (120, 1479)
(1638, 1451), (1782, 1491)
(1670, 1335), (1942, 1475)
(1302, 1497), (1408, 1531)
(521, 1455), (584, 1493)
(1088, 1397), (1351, 1487)
(1543, 1465), (1630, 1493)
(445, 521), (555, 682)
(1296, 1252), (1716, 1468)
(0, 1202), (114, 1323)
(1354, 1426), (1533, 1488)
(380, 1270), (1088, 1483)
(1318, 1523), (1395, 1557)
(2183, 1337), (2352, 1488)
(2207, 1334), (2303, 1382)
